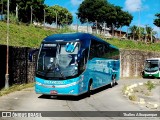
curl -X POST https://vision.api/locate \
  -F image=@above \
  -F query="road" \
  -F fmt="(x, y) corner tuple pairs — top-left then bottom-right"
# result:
(0, 78), (159, 120)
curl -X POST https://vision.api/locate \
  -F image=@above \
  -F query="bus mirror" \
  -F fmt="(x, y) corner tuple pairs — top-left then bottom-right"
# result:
(29, 49), (39, 62)
(65, 42), (77, 53)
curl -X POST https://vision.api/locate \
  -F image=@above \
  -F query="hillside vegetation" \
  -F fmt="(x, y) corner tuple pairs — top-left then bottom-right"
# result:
(0, 21), (160, 52)
(0, 21), (73, 48)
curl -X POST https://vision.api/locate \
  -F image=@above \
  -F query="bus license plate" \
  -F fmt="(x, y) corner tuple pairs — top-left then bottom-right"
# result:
(50, 90), (57, 94)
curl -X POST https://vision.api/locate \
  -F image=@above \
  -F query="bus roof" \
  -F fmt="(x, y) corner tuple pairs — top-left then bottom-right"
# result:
(146, 58), (160, 61)
(44, 32), (102, 42)
(44, 32), (110, 44)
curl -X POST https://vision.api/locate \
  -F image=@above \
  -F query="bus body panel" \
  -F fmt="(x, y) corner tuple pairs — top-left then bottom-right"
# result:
(34, 33), (120, 96)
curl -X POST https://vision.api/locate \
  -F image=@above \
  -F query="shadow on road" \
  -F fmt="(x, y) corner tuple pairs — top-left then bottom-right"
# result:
(38, 83), (118, 101)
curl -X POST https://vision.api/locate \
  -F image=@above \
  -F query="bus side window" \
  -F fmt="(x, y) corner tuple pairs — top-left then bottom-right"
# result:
(79, 48), (89, 73)
(89, 42), (96, 60)
(89, 40), (103, 59)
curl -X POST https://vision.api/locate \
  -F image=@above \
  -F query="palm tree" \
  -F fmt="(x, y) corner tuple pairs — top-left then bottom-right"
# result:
(129, 25), (138, 40)
(145, 26), (156, 43)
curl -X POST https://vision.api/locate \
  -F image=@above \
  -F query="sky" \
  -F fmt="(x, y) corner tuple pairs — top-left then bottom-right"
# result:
(44, 0), (160, 38)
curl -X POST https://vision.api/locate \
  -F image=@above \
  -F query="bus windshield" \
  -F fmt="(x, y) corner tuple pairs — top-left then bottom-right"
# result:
(36, 42), (80, 80)
(144, 60), (159, 72)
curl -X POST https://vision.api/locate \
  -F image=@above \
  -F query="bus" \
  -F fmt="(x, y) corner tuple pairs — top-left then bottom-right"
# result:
(143, 58), (160, 78)
(30, 33), (120, 96)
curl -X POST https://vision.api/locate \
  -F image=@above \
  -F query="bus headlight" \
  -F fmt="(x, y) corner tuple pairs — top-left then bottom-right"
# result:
(36, 82), (42, 86)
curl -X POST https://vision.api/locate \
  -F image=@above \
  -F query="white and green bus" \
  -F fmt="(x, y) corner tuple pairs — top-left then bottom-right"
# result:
(143, 58), (160, 78)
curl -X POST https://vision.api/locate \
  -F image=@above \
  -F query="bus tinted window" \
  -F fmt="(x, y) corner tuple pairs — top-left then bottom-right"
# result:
(89, 40), (119, 60)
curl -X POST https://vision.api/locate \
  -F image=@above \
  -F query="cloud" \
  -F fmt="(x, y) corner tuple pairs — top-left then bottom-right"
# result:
(124, 0), (142, 12)
(70, 0), (83, 6)
(153, 26), (160, 37)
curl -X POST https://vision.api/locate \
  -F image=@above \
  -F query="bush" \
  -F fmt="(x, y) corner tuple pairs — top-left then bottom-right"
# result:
(129, 94), (137, 101)
(145, 81), (155, 91)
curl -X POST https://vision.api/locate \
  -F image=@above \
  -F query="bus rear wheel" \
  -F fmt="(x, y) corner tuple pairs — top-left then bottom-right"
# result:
(110, 76), (116, 88)
(87, 81), (92, 97)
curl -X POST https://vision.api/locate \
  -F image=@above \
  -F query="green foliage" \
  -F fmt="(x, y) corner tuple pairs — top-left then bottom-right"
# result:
(145, 81), (155, 91)
(129, 25), (157, 42)
(129, 94), (137, 101)
(0, 21), (49, 47)
(105, 38), (160, 52)
(0, 82), (34, 96)
(77, 0), (133, 29)
(1, 0), (45, 23)
(45, 5), (73, 26)
(154, 13), (160, 27)
(8, 13), (18, 24)
(0, 21), (75, 47)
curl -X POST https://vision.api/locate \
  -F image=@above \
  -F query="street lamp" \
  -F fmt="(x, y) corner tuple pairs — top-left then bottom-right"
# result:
(5, 0), (9, 89)
(137, 8), (141, 40)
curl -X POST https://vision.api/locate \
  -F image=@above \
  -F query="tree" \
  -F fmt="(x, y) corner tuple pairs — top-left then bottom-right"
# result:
(145, 26), (156, 43)
(0, 0), (45, 23)
(154, 13), (160, 27)
(77, 0), (133, 31)
(45, 5), (73, 26)
(129, 25), (138, 40)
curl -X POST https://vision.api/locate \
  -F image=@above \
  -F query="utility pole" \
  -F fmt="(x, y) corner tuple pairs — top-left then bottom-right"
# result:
(54, 11), (58, 28)
(5, 0), (9, 89)
(151, 30), (153, 43)
(43, 9), (45, 26)
(16, 4), (18, 20)
(86, 18), (88, 33)
(137, 8), (141, 41)
(95, 20), (97, 34)
(76, 16), (78, 32)
(30, 6), (32, 24)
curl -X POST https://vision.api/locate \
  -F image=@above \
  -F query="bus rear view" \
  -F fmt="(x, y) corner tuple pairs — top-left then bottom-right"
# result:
(33, 33), (120, 96)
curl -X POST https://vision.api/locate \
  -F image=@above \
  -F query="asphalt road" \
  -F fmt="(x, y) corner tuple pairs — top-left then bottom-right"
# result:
(0, 78), (159, 120)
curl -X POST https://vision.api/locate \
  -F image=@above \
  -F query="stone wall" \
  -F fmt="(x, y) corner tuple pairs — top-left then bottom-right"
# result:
(120, 49), (160, 78)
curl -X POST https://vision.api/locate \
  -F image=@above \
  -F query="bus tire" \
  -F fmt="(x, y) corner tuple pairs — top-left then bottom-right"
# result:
(110, 76), (115, 88)
(87, 80), (92, 97)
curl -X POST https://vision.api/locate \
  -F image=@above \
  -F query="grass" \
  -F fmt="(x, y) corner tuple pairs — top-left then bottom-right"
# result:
(145, 81), (155, 91)
(122, 80), (158, 102)
(1, 21), (160, 52)
(129, 94), (137, 101)
(0, 82), (34, 97)
(105, 38), (160, 52)
(0, 21), (74, 48)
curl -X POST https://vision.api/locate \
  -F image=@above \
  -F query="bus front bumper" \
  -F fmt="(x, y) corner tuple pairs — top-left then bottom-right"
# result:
(143, 71), (160, 78)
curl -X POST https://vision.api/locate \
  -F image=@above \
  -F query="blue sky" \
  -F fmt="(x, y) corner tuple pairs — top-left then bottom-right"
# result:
(44, 0), (160, 37)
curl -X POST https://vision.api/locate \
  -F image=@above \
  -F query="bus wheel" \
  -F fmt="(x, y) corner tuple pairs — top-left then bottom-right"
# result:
(110, 76), (115, 88)
(87, 81), (92, 97)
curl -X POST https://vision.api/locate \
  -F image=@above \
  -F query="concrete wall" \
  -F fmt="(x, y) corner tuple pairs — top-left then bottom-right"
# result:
(120, 49), (160, 78)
